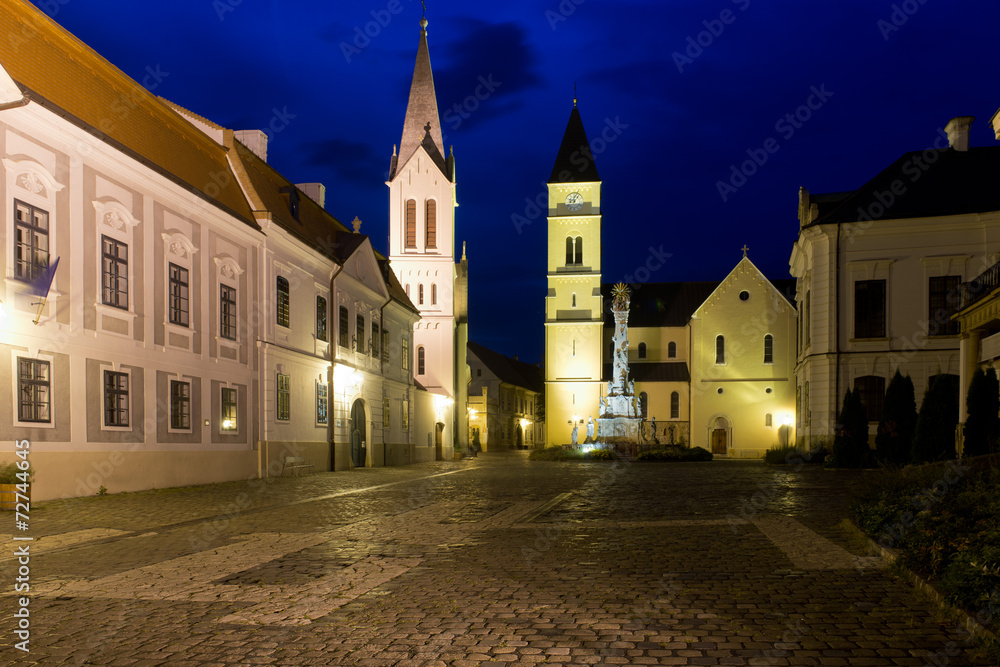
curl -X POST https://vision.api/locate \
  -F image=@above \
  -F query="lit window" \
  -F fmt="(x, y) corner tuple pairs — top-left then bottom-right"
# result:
(317, 383), (328, 424)
(316, 296), (328, 342)
(220, 284), (237, 340)
(17, 358), (50, 423)
(169, 263), (190, 327)
(103, 370), (129, 427)
(276, 276), (290, 328)
(170, 380), (191, 430)
(339, 306), (349, 348)
(402, 337), (409, 371)
(276, 373), (290, 421)
(401, 398), (409, 430)
(356, 314), (366, 352)
(221, 387), (238, 431)
(14, 200), (49, 282)
(383, 396), (391, 429)
(101, 235), (128, 309)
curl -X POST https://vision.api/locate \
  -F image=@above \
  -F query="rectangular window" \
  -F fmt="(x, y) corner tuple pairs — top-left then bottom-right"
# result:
(401, 398), (409, 430)
(17, 358), (51, 423)
(221, 387), (238, 431)
(220, 284), (237, 340)
(763, 334), (774, 364)
(402, 336), (409, 371)
(382, 327), (389, 363)
(103, 370), (129, 427)
(101, 235), (128, 309)
(276, 276), (290, 328)
(316, 296), (328, 341)
(854, 375), (886, 423)
(170, 380), (191, 430)
(383, 396), (391, 429)
(317, 383), (328, 424)
(372, 321), (380, 358)
(276, 373), (290, 421)
(168, 263), (190, 327)
(803, 291), (811, 348)
(339, 306), (349, 348)
(356, 314), (365, 353)
(928, 275), (961, 336)
(854, 279), (886, 339)
(405, 199), (416, 248)
(14, 200), (49, 282)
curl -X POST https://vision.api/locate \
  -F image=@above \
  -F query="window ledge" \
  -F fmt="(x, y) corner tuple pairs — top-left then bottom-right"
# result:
(849, 337), (891, 343)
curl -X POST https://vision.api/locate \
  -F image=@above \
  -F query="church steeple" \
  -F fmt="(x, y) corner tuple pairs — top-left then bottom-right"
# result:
(391, 17), (446, 180)
(549, 106), (600, 184)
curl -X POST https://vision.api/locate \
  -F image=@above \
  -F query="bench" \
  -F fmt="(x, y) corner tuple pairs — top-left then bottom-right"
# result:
(281, 456), (314, 476)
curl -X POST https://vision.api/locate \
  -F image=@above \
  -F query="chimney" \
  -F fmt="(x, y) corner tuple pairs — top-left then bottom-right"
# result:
(297, 183), (326, 209)
(944, 116), (975, 151)
(234, 129), (268, 162)
(991, 108), (1000, 141)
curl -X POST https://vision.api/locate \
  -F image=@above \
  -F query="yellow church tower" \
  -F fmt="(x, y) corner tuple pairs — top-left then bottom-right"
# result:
(545, 103), (603, 444)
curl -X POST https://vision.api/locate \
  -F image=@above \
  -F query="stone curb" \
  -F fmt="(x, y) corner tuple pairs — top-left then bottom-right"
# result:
(846, 519), (998, 644)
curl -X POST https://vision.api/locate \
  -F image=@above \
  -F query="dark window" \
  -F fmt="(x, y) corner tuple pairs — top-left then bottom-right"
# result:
(168, 263), (189, 327)
(17, 358), (50, 423)
(418, 284), (424, 305)
(103, 370), (129, 427)
(670, 391), (679, 419)
(638, 342), (647, 359)
(405, 199), (416, 248)
(804, 291), (811, 347)
(766, 413), (773, 427)
(574, 236), (582, 265)
(14, 200), (49, 282)
(425, 200), (437, 248)
(276, 276), (289, 328)
(668, 342), (676, 358)
(716, 335), (725, 364)
(356, 314), (365, 352)
(417, 346), (425, 375)
(220, 284), (237, 340)
(929, 275), (961, 336)
(316, 296), (327, 341)
(170, 380), (191, 430)
(221, 387), (238, 431)
(317, 383), (328, 424)
(763, 334), (773, 364)
(639, 391), (648, 418)
(565, 236), (583, 266)
(276, 373), (290, 421)
(854, 375), (885, 423)
(339, 306), (349, 348)
(382, 327), (389, 363)
(372, 321), (380, 358)
(854, 280), (886, 339)
(101, 235), (128, 309)
(431, 283), (437, 305)
(288, 189), (300, 220)
(566, 236), (574, 265)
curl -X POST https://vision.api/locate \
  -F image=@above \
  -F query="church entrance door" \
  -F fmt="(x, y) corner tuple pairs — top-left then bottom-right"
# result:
(711, 428), (727, 455)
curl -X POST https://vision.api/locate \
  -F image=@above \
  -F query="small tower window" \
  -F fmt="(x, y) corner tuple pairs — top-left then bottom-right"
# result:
(716, 335), (725, 364)
(418, 284), (424, 305)
(431, 283), (437, 305)
(417, 346), (425, 375)
(638, 342), (647, 359)
(565, 236), (583, 266)
(763, 334), (774, 364)
(405, 199), (416, 248)
(572, 293), (577, 308)
(670, 392), (679, 419)
(668, 342), (676, 358)
(425, 200), (437, 248)
(575, 236), (583, 265)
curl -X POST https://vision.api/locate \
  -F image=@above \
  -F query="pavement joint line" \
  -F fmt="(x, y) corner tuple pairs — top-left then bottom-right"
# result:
(0, 467), (475, 563)
(516, 491), (573, 523)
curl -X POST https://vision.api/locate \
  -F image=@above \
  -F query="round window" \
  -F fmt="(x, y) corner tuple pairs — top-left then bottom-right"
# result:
(739, 290), (750, 301)
(765, 387), (773, 394)
(717, 387), (724, 395)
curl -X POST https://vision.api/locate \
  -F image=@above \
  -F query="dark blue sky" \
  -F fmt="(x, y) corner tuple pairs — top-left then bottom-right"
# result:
(34, 0), (1000, 364)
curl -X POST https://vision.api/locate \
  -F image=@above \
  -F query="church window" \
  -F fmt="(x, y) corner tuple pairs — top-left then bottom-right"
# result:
(339, 306), (349, 348)
(432, 283), (437, 305)
(356, 314), (365, 352)
(565, 236), (583, 266)
(402, 336), (409, 371)
(765, 413), (773, 427)
(854, 280), (885, 339)
(417, 346), (425, 375)
(854, 375), (885, 423)
(316, 296), (327, 342)
(763, 334), (773, 364)
(572, 339), (576, 357)
(405, 199), (417, 248)
(565, 237), (573, 265)
(715, 335), (725, 364)
(575, 236), (583, 265)
(639, 392), (647, 418)
(668, 342), (676, 358)
(670, 392), (679, 419)
(638, 342), (646, 359)
(571, 293), (576, 308)
(418, 284), (424, 305)
(405, 283), (410, 298)
(425, 200), (437, 248)
(804, 291), (811, 348)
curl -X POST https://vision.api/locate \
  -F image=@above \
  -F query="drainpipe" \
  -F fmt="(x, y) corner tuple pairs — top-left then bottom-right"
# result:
(328, 262), (344, 470)
(834, 223), (842, 438)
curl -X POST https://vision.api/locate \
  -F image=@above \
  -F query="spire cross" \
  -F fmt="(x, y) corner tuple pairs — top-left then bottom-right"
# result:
(741, 244), (749, 257)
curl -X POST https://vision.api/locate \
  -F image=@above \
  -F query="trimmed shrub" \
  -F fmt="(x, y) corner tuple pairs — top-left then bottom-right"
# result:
(875, 370), (917, 466)
(528, 446), (583, 461)
(831, 389), (874, 468)
(964, 367), (1000, 458)
(912, 375), (959, 463)
(765, 443), (828, 465)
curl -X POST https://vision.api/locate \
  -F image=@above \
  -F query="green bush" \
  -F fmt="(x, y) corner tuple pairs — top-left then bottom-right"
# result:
(528, 446), (583, 461)
(584, 448), (616, 461)
(964, 368), (1000, 458)
(876, 370), (917, 466)
(912, 375), (959, 463)
(0, 462), (33, 484)
(765, 443), (828, 465)
(636, 447), (712, 462)
(830, 389), (875, 468)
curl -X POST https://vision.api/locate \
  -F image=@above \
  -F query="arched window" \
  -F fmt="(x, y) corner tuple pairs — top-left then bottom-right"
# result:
(417, 346), (425, 375)
(565, 236), (574, 265)
(763, 334), (773, 364)
(716, 335), (725, 364)
(668, 342), (676, 358)
(575, 237), (583, 265)
(405, 199), (416, 248)
(565, 236), (584, 266)
(639, 392), (648, 418)
(765, 413), (773, 427)
(638, 342), (647, 359)
(425, 200), (437, 248)
(418, 284), (424, 305)
(670, 391), (679, 419)
(405, 283), (410, 297)
(571, 293), (577, 308)
(431, 283), (437, 305)
(338, 306), (349, 348)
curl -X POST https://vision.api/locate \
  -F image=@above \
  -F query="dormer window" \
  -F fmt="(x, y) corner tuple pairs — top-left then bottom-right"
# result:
(280, 186), (301, 221)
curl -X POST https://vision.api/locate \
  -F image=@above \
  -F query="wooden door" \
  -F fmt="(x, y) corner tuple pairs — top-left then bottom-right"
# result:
(711, 428), (727, 455)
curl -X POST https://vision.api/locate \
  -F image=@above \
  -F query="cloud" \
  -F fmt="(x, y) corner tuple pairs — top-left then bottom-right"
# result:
(301, 138), (385, 185)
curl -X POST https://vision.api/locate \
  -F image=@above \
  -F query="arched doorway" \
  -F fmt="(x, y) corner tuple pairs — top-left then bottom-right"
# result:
(516, 423), (523, 449)
(710, 416), (730, 455)
(351, 399), (367, 468)
(435, 422), (444, 460)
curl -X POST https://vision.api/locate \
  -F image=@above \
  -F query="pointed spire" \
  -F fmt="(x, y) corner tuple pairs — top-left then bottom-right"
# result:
(549, 105), (600, 184)
(461, 241), (466, 261)
(573, 81), (577, 108)
(391, 15), (446, 180)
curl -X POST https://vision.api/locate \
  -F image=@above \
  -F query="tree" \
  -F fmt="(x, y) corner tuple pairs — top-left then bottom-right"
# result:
(912, 375), (959, 463)
(831, 389), (873, 468)
(875, 370), (917, 466)
(963, 367), (1000, 458)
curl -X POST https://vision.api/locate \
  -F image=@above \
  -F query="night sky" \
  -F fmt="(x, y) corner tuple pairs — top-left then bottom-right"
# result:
(32, 0), (1000, 364)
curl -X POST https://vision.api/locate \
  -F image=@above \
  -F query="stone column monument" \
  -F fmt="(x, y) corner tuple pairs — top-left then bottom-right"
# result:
(596, 283), (641, 443)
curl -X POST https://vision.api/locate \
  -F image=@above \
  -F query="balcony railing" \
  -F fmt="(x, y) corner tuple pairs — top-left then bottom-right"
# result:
(959, 259), (1000, 313)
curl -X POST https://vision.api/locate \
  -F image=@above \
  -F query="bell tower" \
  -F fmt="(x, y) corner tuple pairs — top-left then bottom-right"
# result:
(544, 102), (603, 444)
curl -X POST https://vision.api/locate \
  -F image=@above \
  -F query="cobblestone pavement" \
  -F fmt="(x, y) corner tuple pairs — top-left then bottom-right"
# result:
(1, 452), (994, 666)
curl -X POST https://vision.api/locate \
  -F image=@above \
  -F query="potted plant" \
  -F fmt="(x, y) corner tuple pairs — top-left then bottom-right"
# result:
(0, 462), (33, 511)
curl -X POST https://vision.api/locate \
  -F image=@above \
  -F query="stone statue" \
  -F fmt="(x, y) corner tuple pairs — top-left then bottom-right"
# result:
(571, 424), (579, 446)
(650, 417), (659, 445)
(585, 417), (595, 443)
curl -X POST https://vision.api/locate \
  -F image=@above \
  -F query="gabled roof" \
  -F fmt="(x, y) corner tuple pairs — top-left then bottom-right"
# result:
(0, 1), (256, 228)
(468, 341), (544, 393)
(549, 106), (600, 184)
(390, 19), (448, 181)
(603, 362), (689, 383)
(602, 282), (719, 328)
(377, 257), (420, 316)
(692, 256), (795, 318)
(807, 146), (1000, 227)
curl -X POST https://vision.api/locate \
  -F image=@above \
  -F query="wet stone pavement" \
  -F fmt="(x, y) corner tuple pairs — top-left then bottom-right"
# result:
(1, 452), (993, 666)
